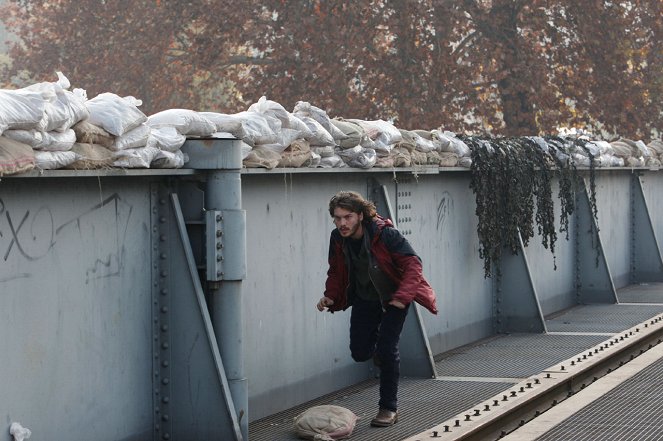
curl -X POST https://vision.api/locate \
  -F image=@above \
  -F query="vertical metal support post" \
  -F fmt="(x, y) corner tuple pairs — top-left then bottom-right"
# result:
(182, 138), (248, 440)
(496, 232), (547, 333)
(369, 178), (437, 378)
(630, 174), (663, 283)
(575, 179), (618, 303)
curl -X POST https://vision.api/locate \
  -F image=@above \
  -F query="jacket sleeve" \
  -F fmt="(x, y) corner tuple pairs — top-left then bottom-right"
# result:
(381, 227), (436, 312)
(323, 231), (345, 310)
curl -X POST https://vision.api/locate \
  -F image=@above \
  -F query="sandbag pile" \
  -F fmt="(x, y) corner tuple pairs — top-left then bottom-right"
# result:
(1, 76), (661, 175)
(0, 72), (189, 174)
(218, 97), (474, 170)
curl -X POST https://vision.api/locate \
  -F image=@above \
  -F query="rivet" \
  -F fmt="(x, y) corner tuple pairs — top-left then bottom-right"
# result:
(162, 342), (169, 349)
(161, 325), (168, 332)
(161, 306), (168, 313)
(162, 378), (170, 385)
(162, 361), (169, 367)
(162, 415), (170, 422)
(161, 289), (168, 296)
(163, 434), (170, 440)
(162, 397), (169, 403)
(160, 270), (168, 278)
(159, 217), (166, 223)
(160, 234), (166, 242)
(160, 253), (167, 259)
(159, 198), (166, 205)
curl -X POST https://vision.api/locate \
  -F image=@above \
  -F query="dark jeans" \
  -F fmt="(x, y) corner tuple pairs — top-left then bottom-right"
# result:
(349, 297), (409, 412)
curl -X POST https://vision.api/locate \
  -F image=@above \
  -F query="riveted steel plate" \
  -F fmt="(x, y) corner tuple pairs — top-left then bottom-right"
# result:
(248, 378), (510, 441)
(617, 282), (663, 303)
(546, 303), (663, 333)
(537, 350), (663, 440)
(434, 334), (608, 378)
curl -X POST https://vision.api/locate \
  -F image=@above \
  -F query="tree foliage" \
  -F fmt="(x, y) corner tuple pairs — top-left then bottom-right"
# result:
(1, 0), (661, 138)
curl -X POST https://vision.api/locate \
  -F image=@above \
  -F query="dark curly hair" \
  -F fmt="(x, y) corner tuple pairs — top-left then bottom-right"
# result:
(328, 191), (377, 219)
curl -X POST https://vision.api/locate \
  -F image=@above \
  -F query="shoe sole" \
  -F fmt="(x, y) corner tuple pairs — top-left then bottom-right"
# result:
(370, 415), (398, 427)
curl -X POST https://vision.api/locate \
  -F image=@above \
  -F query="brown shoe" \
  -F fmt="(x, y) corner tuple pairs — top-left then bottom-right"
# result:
(370, 408), (398, 427)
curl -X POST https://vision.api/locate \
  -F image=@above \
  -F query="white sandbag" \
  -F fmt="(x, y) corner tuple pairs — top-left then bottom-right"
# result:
(571, 153), (591, 167)
(146, 126), (186, 152)
(0, 89), (46, 133)
(241, 143), (252, 159)
(626, 156), (645, 167)
(4, 129), (76, 151)
(412, 132), (437, 153)
(295, 115), (335, 146)
(27, 72), (89, 132)
(199, 112), (245, 139)
(234, 111), (280, 146)
(458, 156), (472, 168)
(113, 146), (160, 168)
(312, 145), (335, 158)
(248, 96), (290, 127)
(9, 422), (31, 441)
(293, 405), (358, 441)
(293, 101), (347, 141)
(308, 151), (321, 167)
(432, 130), (453, 152)
(263, 128), (301, 153)
(444, 133), (471, 157)
(338, 146), (376, 169)
(348, 119), (402, 147)
(589, 140), (613, 156)
(151, 149), (187, 169)
(392, 146), (412, 167)
(317, 154), (346, 168)
(147, 109), (216, 137)
(86, 93), (147, 136)
(112, 123), (151, 151)
(34, 150), (80, 170)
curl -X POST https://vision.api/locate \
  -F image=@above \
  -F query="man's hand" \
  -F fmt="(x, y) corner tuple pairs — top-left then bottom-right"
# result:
(388, 300), (406, 309)
(317, 296), (334, 311)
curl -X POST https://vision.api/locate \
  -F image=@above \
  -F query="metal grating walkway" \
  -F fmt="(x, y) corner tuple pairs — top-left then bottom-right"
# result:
(537, 354), (663, 440)
(249, 285), (663, 441)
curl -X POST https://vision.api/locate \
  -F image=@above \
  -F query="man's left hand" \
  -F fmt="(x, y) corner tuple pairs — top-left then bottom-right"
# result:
(388, 300), (406, 309)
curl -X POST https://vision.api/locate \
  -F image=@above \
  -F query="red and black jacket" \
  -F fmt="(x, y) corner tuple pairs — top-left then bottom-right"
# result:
(324, 215), (438, 314)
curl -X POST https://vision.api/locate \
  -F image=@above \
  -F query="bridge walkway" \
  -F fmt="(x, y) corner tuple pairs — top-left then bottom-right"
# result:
(249, 283), (663, 441)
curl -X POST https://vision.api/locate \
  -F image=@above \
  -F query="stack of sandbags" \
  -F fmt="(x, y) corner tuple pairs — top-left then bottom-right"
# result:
(0, 72), (88, 170)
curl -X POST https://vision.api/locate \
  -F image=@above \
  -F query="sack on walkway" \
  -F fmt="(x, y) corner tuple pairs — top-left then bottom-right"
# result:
(293, 405), (357, 440)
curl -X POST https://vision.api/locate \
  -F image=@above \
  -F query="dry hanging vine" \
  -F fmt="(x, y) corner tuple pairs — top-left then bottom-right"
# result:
(465, 135), (600, 278)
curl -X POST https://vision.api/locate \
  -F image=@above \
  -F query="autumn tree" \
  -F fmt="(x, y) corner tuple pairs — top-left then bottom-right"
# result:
(1, 0), (661, 138)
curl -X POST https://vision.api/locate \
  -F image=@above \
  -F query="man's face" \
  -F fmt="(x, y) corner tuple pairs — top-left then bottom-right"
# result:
(333, 207), (364, 239)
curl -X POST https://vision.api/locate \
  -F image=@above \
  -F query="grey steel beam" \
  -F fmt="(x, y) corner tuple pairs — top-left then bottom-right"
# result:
(183, 138), (249, 439)
(369, 179), (437, 378)
(576, 180), (618, 304)
(630, 174), (663, 283)
(151, 188), (243, 441)
(496, 232), (547, 333)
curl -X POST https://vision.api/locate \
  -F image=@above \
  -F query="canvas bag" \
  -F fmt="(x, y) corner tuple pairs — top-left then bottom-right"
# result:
(293, 405), (357, 441)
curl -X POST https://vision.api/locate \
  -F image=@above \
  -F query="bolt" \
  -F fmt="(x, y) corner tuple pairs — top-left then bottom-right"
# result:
(511, 391), (517, 397)
(216, 230), (223, 237)
(527, 383), (532, 389)
(502, 395), (508, 401)
(216, 214), (222, 222)
(484, 405), (490, 411)
(455, 420), (460, 427)
(493, 400), (499, 406)
(444, 426), (451, 433)
(465, 415), (471, 421)
(474, 409), (480, 416)
(216, 242), (223, 249)
(519, 387), (525, 393)
(535, 379), (540, 384)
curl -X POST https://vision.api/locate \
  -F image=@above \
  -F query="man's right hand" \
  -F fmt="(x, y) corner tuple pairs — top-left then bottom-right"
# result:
(317, 296), (334, 311)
